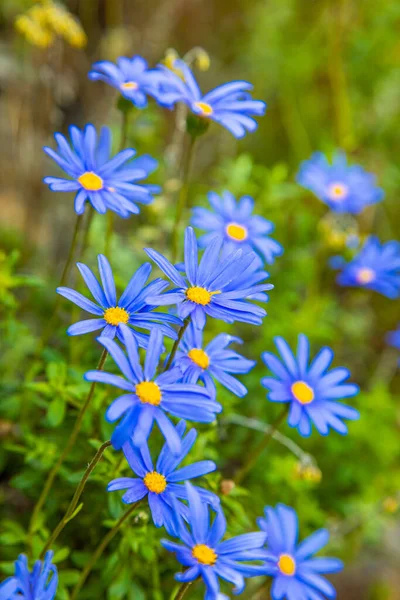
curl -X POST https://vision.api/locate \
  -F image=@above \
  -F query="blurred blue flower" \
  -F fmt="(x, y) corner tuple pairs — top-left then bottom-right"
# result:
(386, 325), (400, 350)
(108, 420), (218, 535)
(336, 236), (400, 299)
(0, 551), (58, 600)
(161, 482), (267, 599)
(44, 124), (160, 216)
(174, 322), (255, 400)
(57, 255), (181, 346)
(85, 326), (221, 453)
(261, 334), (359, 437)
(191, 191), (283, 264)
(158, 61), (266, 138)
(258, 504), (343, 600)
(297, 152), (384, 214)
(145, 227), (273, 329)
(88, 55), (171, 108)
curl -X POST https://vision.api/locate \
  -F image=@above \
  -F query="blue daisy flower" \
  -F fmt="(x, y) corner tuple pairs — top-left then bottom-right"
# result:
(0, 551), (58, 600)
(261, 334), (359, 437)
(161, 482), (267, 599)
(296, 151), (384, 214)
(336, 236), (400, 299)
(85, 326), (221, 453)
(88, 55), (171, 108)
(108, 420), (219, 535)
(57, 255), (182, 346)
(144, 227), (273, 329)
(43, 124), (160, 216)
(173, 322), (255, 400)
(258, 504), (343, 600)
(158, 60), (266, 138)
(192, 191), (283, 264)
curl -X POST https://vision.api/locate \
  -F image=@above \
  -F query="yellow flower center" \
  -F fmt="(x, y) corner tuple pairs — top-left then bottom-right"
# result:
(103, 307), (129, 326)
(356, 267), (375, 284)
(143, 471), (167, 494)
(226, 222), (248, 242)
(291, 381), (314, 404)
(188, 348), (210, 369)
(192, 544), (217, 566)
(328, 182), (348, 200)
(121, 81), (138, 90)
(135, 381), (162, 406)
(278, 554), (296, 576)
(78, 171), (103, 191)
(194, 101), (213, 117)
(186, 286), (220, 306)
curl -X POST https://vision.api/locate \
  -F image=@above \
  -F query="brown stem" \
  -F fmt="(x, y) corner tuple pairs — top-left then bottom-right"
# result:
(174, 581), (194, 600)
(164, 317), (191, 372)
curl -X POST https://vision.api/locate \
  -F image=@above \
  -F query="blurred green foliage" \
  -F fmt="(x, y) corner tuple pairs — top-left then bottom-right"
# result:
(0, 0), (399, 599)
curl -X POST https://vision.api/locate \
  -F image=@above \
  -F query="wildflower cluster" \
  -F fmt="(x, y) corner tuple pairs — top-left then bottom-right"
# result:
(4, 42), (397, 600)
(15, 1), (86, 49)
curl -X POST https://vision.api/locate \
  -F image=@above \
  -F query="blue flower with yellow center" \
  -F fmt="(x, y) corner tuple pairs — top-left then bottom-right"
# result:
(297, 151), (384, 214)
(161, 482), (267, 599)
(0, 551), (58, 600)
(88, 55), (172, 108)
(258, 504), (343, 600)
(336, 236), (400, 299)
(57, 255), (181, 346)
(192, 191), (283, 264)
(43, 124), (160, 216)
(158, 60), (266, 138)
(173, 322), (255, 400)
(261, 334), (359, 437)
(144, 227), (273, 329)
(85, 326), (221, 453)
(108, 420), (218, 536)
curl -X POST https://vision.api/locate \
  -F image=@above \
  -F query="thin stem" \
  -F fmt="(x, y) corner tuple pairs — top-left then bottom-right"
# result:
(58, 213), (85, 290)
(40, 440), (112, 558)
(104, 109), (131, 257)
(171, 135), (197, 263)
(70, 501), (141, 600)
(39, 213), (85, 350)
(28, 348), (109, 546)
(80, 206), (95, 260)
(234, 406), (289, 486)
(174, 581), (194, 600)
(164, 317), (191, 372)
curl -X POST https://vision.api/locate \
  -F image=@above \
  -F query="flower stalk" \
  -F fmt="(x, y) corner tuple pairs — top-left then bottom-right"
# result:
(40, 440), (112, 558)
(70, 500), (142, 600)
(28, 348), (109, 548)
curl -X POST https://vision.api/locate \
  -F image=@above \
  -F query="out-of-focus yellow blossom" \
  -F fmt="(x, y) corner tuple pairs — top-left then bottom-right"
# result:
(162, 47), (211, 79)
(294, 461), (322, 483)
(318, 213), (360, 250)
(382, 497), (399, 514)
(14, 1), (86, 49)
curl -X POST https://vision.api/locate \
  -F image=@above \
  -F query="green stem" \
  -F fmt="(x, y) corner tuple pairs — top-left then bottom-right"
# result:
(70, 501), (141, 600)
(171, 135), (197, 263)
(174, 581), (194, 600)
(58, 213), (85, 290)
(39, 440), (112, 558)
(28, 348), (109, 547)
(39, 213), (85, 350)
(234, 406), (289, 485)
(104, 109), (131, 257)
(80, 206), (95, 260)
(164, 317), (191, 372)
